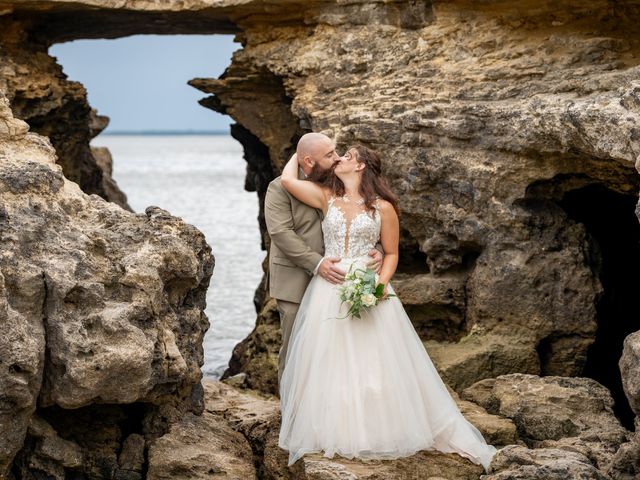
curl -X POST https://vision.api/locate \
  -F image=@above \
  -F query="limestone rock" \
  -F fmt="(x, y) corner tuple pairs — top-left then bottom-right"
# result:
(447, 388), (518, 448)
(391, 273), (467, 342)
(462, 374), (631, 471)
(10, 415), (85, 480)
(146, 411), (256, 480)
(292, 450), (484, 480)
(91, 146), (131, 211)
(188, 0), (640, 398)
(605, 420), (640, 480)
(1, 0), (640, 477)
(2, 0), (640, 409)
(0, 92), (28, 138)
(485, 445), (609, 480)
(425, 333), (540, 392)
(620, 330), (640, 416)
(117, 434), (145, 478)
(0, 91), (214, 477)
(13, 403), (146, 480)
(0, 22), (130, 205)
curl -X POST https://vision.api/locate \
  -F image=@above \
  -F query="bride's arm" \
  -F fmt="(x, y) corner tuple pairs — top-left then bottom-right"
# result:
(377, 201), (400, 291)
(281, 152), (328, 212)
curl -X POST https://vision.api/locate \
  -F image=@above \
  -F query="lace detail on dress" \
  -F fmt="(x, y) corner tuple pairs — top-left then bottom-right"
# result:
(322, 195), (381, 260)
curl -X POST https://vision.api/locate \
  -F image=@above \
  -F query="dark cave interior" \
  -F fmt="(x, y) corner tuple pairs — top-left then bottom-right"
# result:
(561, 182), (640, 431)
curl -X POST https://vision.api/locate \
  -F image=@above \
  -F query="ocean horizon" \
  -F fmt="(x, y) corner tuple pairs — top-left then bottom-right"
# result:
(101, 130), (231, 136)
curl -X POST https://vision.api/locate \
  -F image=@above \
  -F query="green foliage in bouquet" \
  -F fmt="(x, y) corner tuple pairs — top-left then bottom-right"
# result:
(336, 264), (395, 319)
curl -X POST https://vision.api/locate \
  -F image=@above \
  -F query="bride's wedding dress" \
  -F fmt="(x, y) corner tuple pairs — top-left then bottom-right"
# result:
(278, 195), (498, 471)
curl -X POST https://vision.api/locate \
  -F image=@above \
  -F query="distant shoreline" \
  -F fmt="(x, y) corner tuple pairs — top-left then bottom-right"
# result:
(100, 130), (230, 136)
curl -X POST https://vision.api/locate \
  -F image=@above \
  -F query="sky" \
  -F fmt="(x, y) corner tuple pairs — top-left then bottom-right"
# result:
(49, 35), (238, 133)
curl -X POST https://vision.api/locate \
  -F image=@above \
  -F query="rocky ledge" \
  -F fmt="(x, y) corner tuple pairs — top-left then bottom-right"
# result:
(143, 373), (639, 479)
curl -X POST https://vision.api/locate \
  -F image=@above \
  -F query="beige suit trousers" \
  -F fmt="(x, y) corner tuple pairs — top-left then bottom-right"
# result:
(277, 298), (300, 389)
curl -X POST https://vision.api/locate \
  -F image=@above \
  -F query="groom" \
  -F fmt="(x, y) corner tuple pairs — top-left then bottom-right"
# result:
(265, 132), (383, 387)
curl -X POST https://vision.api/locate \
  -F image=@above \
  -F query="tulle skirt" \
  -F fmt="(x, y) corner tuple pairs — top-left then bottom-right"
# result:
(278, 257), (498, 471)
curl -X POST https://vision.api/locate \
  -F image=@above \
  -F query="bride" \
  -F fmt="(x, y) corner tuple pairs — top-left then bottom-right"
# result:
(277, 141), (498, 472)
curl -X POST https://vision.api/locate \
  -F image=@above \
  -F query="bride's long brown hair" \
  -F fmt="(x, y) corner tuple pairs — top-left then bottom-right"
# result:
(326, 144), (399, 216)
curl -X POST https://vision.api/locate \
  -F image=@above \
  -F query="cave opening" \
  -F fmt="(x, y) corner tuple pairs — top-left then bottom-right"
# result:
(558, 182), (640, 431)
(523, 171), (640, 431)
(396, 227), (430, 274)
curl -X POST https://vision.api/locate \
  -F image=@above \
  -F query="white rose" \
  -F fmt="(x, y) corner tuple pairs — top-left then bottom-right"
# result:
(361, 293), (377, 307)
(355, 269), (365, 279)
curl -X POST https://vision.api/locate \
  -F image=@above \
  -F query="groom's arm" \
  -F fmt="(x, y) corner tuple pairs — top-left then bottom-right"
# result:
(265, 179), (323, 276)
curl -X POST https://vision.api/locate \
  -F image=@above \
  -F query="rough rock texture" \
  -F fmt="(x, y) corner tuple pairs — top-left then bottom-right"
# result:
(447, 386), (518, 448)
(10, 415), (84, 480)
(220, 297), (280, 394)
(605, 418), (640, 480)
(391, 273), (467, 342)
(611, 332), (640, 479)
(484, 445), (609, 480)
(0, 93), (214, 478)
(2, 0), (640, 398)
(424, 332), (541, 392)
(92, 145), (130, 209)
(146, 411), (255, 479)
(462, 374), (631, 473)
(0, 19), (132, 209)
(620, 330), (640, 416)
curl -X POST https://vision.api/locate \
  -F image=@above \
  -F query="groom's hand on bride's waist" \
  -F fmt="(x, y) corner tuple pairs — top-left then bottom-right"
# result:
(318, 257), (346, 284)
(367, 249), (384, 274)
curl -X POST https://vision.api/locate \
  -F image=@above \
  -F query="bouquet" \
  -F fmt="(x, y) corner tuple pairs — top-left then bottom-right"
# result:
(336, 264), (395, 319)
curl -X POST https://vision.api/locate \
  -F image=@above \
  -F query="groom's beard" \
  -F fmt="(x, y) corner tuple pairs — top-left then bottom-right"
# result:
(307, 162), (336, 184)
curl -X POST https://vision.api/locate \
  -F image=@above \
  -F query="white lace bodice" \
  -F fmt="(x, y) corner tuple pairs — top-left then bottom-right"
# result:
(322, 195), (382, 260)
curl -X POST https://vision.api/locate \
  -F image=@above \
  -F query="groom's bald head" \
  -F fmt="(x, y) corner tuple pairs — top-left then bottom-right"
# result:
(296, 132), (340, 183)
(296, 132), (339, 178)
(297, 132), (332, 159)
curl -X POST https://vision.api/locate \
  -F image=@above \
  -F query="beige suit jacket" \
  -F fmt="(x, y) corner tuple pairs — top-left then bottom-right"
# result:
(264, 172), (324, 303)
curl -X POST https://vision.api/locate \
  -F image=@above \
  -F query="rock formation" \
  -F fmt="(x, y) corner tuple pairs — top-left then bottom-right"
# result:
(462, 374), (631, 471)
(485, 445), (611, 480)
(0, 16), (132, 209)
(620, 331), (640, 416)
(0, 94), (213, 478)
(0, 0), (639, 478)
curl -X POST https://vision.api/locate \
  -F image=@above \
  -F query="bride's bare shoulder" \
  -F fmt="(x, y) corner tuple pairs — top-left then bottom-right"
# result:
(376, 198), (394, 212)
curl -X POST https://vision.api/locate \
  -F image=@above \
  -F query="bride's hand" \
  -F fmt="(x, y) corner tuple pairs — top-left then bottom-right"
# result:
(380, 284), (389, 300)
